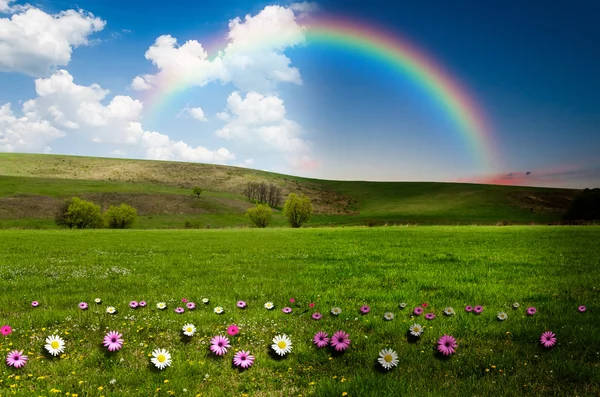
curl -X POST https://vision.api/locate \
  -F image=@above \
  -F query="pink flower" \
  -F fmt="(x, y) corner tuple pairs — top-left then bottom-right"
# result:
(465, 305), (473, 312)
(181, 298), (188, 303)
(227, 324), (239, 336)
(209, 335), (230, 356)
(360, 305), (370, 314)
(1, 325), (12, 336)
(139, 301), (147, 307)
(233, 350), (254, 369)
(237, 301), (247, 309)
(282, 307), (292, 314)
(103, 331), (123, 352)
(186, 302), (196, 310)
(578, 305), (586, 313)
(421, 302), (429, 307)
(78, 302), (88, 310)
(474, 305), (484, 314)
(437, 335), (457, 356)
(526, 307), (537, 316)
(313, 332), (329, 348)
(6, 350), (27, 368)
(289, 298), (295, 303)
(540, 331), (556, 348)
(309, 302), (315, 308)
(330, 331), (351, 352)
(312, 313), (322, 320)
(174, 307), (184, 314)
(129, 301), (138, 309)
(413, 307), (423, 316)
(425, 313), (436, 320)
(31, 301), (39, 307)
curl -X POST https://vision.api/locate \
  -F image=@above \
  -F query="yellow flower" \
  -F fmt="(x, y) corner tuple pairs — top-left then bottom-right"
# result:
(342, 393), (348, 396)
(309, 382), (315, 386)
(98, 386), (104, 391)
(164, 379), (169, 383)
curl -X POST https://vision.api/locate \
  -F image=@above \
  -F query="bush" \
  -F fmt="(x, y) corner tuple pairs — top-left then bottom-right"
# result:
(55, 197), (103, 229)
(184, 220), (201, 229)
(283, 193), (313, 228)
(245, 204), (272, 228)
(563, 188), (600, 220)
(192, 187), (203, 198)
(105, 203), (138, 229)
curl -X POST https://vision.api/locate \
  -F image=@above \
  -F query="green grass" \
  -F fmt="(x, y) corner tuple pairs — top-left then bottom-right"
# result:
(0, 226), (598, 396)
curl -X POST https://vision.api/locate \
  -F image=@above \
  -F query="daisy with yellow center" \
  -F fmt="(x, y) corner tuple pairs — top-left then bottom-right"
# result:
(151, 348), (172, 370)
(214, 306), (224, 314)
(264, 302), (274, 310)
(497, 312), (508, 321)
(44, 335), (65, 356)
(157, 302), (167, 310)
(331, 307), (342, 316)
(377, 348), (398, 370)
(409, 324), (423, 337)
(106, 306), (116, 314)
(182, 324), (196, 337)
(271, 334), (292, 356)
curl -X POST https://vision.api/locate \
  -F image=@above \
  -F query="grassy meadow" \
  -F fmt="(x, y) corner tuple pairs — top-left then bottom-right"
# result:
(0, 226), (598, 396)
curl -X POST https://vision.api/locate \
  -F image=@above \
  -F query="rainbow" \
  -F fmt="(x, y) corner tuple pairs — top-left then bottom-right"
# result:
(143, 17), (497, 169)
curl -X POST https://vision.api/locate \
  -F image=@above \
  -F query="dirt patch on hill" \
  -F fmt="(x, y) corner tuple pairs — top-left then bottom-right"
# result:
(507, 190), (577, 214)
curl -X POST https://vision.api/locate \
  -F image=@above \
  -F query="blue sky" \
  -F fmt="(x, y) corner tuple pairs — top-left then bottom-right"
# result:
(0, 0), (598, 188)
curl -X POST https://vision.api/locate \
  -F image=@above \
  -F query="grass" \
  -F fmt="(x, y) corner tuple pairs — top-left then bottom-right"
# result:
(0, 226), (598, 396)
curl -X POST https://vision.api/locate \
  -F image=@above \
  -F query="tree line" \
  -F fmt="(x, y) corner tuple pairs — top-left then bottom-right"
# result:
(243, 182), (282, 208)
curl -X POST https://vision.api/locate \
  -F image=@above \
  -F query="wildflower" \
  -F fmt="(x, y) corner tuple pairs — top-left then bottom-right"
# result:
(313, 332), (329, 348)
(6, 350), (28, 368)
(540, 331), (556, 348)
(182, 324), (196, 337)
(227, 324), (239, 336)
(437, 335), (457, 356)
(264, 302), (274, 310)
(413, 307), (423, 316)
(129, 301), (138, 309)
(174, 307), (184, 314)
(512, 302), (520, 308)
(425, 313), (436, 320)
(1, 325), (12, 336)
(465, 305), (473, 312)
(186, 302), (196, 310)
(443, 307), (455, 316)
(289, 298), (295, 303)
(139, 301), (147, 307)
(157, 302), (167, 310)
(377, 348), (398, 370)
(497, 312), (508, 321)
(282, 307), (292, 314)
(181, 298), (188, 303)
(421, 302), (429, 307)
(312, 313), (322, 320)
(237, 301), (247, 309)
(309, 302), (315, 308)
(151, 349), (171, 370)
(103, 331), (123, 352)
(233, 350), (255, 368)
(31, 301), (39, 307)
(330, 331), (351, 352)
(214, 306), (224, 314)
(106, 306), (116, 314)
(578, 306), (586, 313)
(331, 307), (342, 315)
(383, 312), (394, 321)
(78, 302), (88, 310)
(271, 334), (292, 356)
(44, 335), (65, 356)
(94, 298), (101, 304)
(202, 298), (209, 304)
(399, 302), (407, 308)
(209, 335), (230, 356)
(409, 324), (423, 337)
(474, 305), (484, 314)
(360, 305), (370, 314)
(526, 307), (537, 316)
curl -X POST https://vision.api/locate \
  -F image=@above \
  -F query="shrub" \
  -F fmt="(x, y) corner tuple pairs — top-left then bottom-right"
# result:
(245, 204), (272, 228)
(184, 220), (201, 229)
(192, 187), (203, 198)
(56, 197), (103, 229)
(105, 203), (138, 229)
(283, 193), (313, 228)
(55, 199), (74, 229)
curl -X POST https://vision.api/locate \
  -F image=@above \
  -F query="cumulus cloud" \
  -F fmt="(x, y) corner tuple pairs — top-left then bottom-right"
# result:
(0, 5), (105, 76)
(142, 131), (234, 163)
(181, 107), (208, 122)
(0, 102), (64, 152)
(131, 4), (311, 94)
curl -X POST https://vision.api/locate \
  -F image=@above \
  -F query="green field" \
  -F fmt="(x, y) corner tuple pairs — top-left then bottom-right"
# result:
(0, 226), (598, 396)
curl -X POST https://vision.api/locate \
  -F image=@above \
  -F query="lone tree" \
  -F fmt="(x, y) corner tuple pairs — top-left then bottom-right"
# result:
(105, 203), (138, 229)
(283, 193), (313, 228)
(245, 203), (272, 228)
(192, 186), (203, 198)
(55, 197), (104, 229)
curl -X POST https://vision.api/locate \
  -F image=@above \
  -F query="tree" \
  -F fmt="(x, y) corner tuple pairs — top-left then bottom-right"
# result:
(283, 193), (313, 228)
(57, 197), (104, 229)
(105, 203), (138, 229)
(192, 186), (203, 198)
(245, 204), (272, 228)
(243, 182), (282, 207)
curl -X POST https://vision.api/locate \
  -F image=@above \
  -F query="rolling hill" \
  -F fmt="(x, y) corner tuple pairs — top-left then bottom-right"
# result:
(0, 153), (579, 228)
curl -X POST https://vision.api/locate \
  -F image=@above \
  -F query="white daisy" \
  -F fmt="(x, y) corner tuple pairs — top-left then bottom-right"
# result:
(106, 306), (116, 314)
(383, 312), (394, 321)
(497, 312), (508, 321)
(94, 298), (102, 304)
(271, 334), (293, 356)
(513, 302), (520, 308)
(157, 302), (167, 310)
(202, 298), (209, 304)
(377, 348), (399, 370)
(182, 323), (196, 336)
(264, 302), (274, 310)
(444, 307), (455, 316)
(44, 335), (65, 356)
(214, 306), (224, 314)
(399, 302), (407, 308)
(151, 348), (171, 370)
(331, 307), (342, 315)
(409, 323), (423, 337)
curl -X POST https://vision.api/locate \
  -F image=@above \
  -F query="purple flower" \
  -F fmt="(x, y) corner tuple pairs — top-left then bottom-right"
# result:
(289, 298), (295, 303)
(227, 324), (239, 336)
(282, 307), (292, 314)
(360, 305), (370, 314)
(174, 307), (185, 314)
(526, 307), (537, 316)
(1, 325), (12, 336)
(312, 312), (322, 320)
(186, 302), (196, 310)
(465, 305), (473, 312)
(209, 335), (230, 356)
(129, 301), (138, 309)
(237, 301), (247, 309)
(313, 332), (329, 348)
(31, 301), (39, 307)
(6, 350), (27, 368)
(330, 331), (351, 352)
(578, 305), (586, 313)
(78, 302), (88, 310)
(413, 307), (423, 316)
(474, 305), (484, 314)
(139, 301), (147, 307)
(425, 313), (436, 320)
(233, 350), (254, 368)
(103, 331), (123, 352)
(540, 331), (556, 348)
(437, 335), (457, 356)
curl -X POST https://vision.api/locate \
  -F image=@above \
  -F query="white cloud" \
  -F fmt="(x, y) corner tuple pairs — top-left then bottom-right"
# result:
(142, 131), (234, 163)
(0, 0), (29, 13)
(131, 4), (311, 94)
(0, 6), (105, 76)
(0, 102), (64, 152)
(182, 107), (208, 122)
(236, 158), (254, 168)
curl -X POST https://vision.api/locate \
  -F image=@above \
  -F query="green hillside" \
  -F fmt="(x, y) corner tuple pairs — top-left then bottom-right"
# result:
(0, 153), (579, 228)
